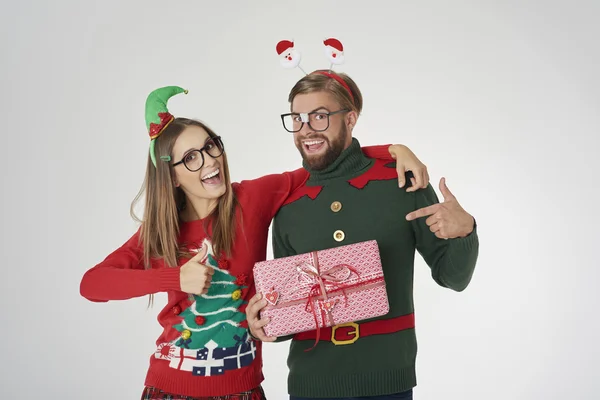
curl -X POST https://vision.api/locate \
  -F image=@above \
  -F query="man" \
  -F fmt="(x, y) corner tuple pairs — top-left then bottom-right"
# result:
(246, 70), (479, 400)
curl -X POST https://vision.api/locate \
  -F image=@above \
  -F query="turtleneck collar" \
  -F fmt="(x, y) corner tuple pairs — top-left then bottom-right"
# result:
(304, 138), (373, 185)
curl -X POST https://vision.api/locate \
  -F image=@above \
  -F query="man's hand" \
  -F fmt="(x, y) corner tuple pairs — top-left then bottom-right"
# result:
(405, 177), (475, 239)
(387, 144), (430, 192)
(245, 293), (277, 342)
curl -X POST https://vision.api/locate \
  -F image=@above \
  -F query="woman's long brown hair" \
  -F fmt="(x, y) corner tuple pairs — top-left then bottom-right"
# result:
(130, 118), (238, 305)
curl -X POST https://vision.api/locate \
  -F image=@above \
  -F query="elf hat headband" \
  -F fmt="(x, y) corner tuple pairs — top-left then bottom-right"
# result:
(144, 86), (188, 167)
(276, 37), (353, 101)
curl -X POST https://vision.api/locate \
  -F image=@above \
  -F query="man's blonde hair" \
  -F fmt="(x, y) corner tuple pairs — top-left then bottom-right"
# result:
(288, 70), (363, 114)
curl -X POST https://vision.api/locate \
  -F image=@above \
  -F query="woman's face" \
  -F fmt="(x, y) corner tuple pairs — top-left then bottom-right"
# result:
(171, 125), (227, 203)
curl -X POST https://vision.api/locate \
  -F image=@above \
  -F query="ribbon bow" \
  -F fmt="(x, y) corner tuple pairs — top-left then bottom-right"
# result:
(291, 251), (359, 350)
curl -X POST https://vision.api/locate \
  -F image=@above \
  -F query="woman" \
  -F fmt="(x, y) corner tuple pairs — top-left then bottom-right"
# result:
(79, 86), (430, 400)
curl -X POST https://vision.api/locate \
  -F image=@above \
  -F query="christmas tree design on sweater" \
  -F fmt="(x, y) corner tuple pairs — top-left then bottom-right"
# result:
(154, 238), (256, 376)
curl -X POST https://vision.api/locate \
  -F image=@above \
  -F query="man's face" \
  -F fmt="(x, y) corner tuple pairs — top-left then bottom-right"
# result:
(291, 91), (351, 170)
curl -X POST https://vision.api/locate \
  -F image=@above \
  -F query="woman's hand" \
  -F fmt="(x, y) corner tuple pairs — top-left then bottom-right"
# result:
(180, 245), (214, 295)
(245, 293), (277, 342)
(388, 144), (430, 192)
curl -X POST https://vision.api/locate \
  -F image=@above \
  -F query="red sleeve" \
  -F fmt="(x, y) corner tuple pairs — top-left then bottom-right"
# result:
(361, 144), (393, 160)
(79, 229), (182, 302)
(236, 168), (309, 222)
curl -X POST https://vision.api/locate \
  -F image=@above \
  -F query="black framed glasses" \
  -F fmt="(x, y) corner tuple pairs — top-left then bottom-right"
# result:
(280, 109), (349, 133)
(173, 136), (225, 172)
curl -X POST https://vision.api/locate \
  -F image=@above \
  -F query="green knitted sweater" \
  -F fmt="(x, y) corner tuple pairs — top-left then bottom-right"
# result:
(271, 138), (479, 398)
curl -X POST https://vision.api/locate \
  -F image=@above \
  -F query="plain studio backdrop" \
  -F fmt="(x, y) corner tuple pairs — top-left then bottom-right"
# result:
(1, 0), (598, 399)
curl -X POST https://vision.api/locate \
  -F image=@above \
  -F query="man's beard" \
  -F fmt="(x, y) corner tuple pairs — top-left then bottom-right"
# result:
(296, 125), (348, 171)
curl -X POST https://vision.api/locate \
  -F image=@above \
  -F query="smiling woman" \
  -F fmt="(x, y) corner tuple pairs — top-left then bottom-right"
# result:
(169, 127), (229, 223)
(78, 85), (431, 400)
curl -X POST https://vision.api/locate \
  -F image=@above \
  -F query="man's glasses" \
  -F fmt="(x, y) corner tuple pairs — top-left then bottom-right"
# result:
(173, 136), (224, 172)
(280, 109), (349, 133)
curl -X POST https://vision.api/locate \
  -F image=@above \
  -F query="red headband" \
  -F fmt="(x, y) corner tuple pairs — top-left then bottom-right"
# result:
(311, 70), (354, 102)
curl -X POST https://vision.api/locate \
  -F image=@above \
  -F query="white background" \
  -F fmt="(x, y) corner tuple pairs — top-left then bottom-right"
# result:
(1, 0), (599, 399)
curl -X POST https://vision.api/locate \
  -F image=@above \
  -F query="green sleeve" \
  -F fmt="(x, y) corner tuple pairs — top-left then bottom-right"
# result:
(411, 184), (479, 292)
(271, 214), (296, 342)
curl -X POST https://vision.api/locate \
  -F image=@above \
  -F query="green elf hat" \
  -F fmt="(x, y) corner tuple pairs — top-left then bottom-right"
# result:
(145, 86), (188, 167)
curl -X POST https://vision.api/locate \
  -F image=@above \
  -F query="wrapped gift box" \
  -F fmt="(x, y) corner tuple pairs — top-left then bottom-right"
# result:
(253, 240), (389, 338)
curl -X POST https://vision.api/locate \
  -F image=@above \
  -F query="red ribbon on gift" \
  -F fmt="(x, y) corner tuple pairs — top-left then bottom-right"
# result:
(264, 251), (385, 350)
(291, 251), (363, 351)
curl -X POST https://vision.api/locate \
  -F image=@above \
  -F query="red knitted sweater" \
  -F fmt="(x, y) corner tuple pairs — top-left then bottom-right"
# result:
(79, 145), (392, 397)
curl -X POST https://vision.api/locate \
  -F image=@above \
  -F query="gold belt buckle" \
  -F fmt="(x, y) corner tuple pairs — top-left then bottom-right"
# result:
(331, 322), (360, 345)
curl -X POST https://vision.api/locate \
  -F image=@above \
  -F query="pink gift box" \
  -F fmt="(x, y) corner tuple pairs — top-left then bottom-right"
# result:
(253, 240), (390, 338)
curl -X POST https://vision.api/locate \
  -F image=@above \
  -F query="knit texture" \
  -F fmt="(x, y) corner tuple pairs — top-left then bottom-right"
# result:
(80, 145), (394, 397)
(272, 138), (479, 398)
